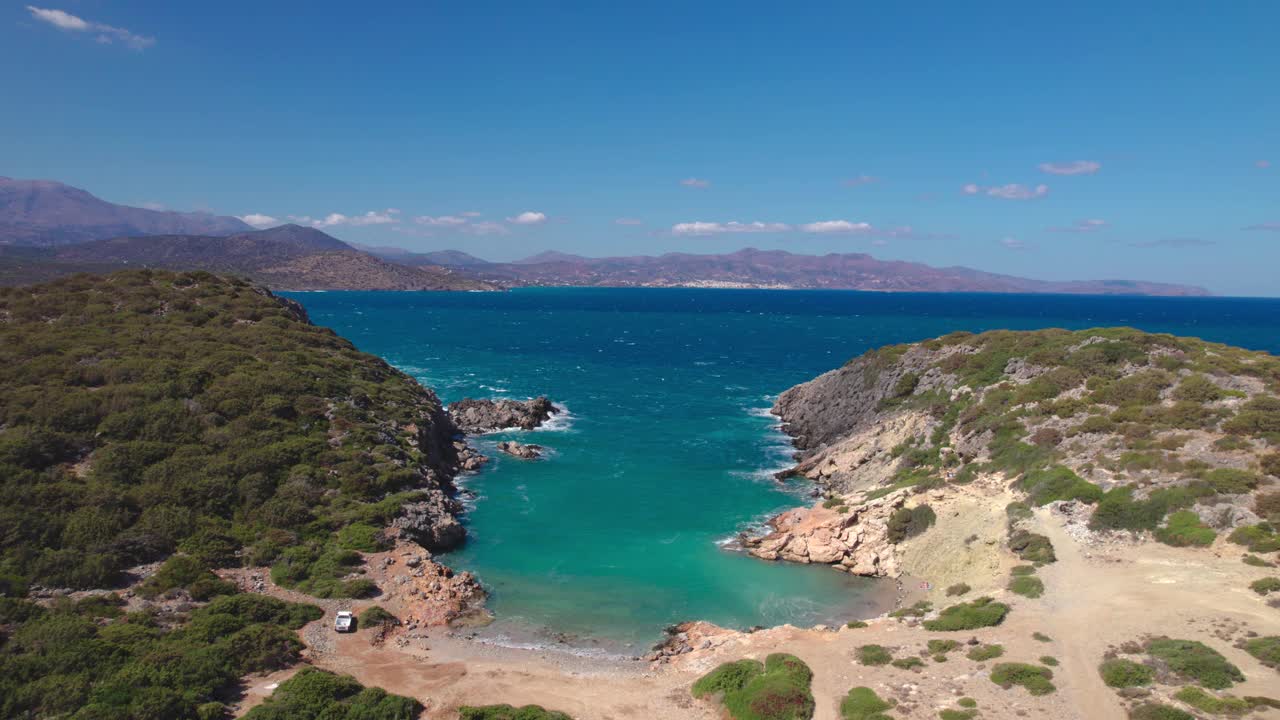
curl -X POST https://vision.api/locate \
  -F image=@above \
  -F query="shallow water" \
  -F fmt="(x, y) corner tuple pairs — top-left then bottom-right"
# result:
(290, 287), (1280, 650)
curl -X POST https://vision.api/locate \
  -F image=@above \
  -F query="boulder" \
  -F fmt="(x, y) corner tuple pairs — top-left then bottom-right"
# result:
(447, 396), (558, 433)
(497, 441), (544, 459)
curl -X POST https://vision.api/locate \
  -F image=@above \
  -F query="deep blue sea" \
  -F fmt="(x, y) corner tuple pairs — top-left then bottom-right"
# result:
(289, 288), (1280, 653)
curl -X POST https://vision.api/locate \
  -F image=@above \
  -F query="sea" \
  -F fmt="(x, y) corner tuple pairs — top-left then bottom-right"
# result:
(287, 287), (1280, 655)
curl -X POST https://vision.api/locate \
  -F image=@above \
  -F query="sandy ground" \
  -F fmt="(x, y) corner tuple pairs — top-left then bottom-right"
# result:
(229, 502), (1280, 720)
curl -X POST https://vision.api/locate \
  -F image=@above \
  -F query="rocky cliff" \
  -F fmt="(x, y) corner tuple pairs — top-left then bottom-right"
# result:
(751, 329), (1280, 579)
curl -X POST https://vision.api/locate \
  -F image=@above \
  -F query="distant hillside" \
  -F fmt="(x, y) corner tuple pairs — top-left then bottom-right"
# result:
(373, 248), (494, 267)
(402, 246), (1210, 296)
(1, 225), (498, 291)
(0, 176), (250, 246)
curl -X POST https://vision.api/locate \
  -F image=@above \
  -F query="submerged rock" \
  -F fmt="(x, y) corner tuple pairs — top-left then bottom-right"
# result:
(496, 440), (544, 459)
(448, 396), (558, 433)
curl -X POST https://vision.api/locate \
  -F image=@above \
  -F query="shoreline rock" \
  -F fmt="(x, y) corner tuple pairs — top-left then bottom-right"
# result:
(448, 396), (558, 434)
(496, 440), (544, 459)
(743, 489), (908, 577)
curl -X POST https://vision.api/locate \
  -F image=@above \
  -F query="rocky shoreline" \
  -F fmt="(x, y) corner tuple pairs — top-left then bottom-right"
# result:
(447, 396), (559, 433)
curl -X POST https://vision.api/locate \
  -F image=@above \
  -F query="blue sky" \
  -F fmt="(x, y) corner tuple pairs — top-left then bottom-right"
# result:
(3, 2), (1277, 294)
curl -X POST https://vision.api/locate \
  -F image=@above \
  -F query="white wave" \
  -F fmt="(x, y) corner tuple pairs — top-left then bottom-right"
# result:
(466, 633), (634, 661)
(532, 403), (576, 433)
(479, 385), (510, 393)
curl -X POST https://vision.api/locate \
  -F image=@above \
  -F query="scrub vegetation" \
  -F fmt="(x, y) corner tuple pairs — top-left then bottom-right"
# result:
(0, 271), (460, 597)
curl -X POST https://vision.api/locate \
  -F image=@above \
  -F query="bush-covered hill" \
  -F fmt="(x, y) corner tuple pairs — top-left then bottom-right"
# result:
(0, 270), (468, 595)
(0, 592), (324, 718)
(774, 328), (1280, 548)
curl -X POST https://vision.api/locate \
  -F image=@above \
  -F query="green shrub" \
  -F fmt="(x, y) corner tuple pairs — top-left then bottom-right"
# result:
(957, 698), (977, 708)
(1010, 564), (1036, 576)
(359, 606), (398, 626)
(1145, 637), (1244, 689)
(945, 583), (971, 597)
(989, 663), (1055, 695)
(1008, 530), (1056, 563)
(1129, 704), (1194, 720)
(459, 706), (572, 720)
(839, 687), (894, 720)
(927, 639), (961, 654)
(1008, 575), (1044, 598)
(1032, 632), (1052, 642)
(1005, 501), (1032, 521)
(138, 555), (237, 600)
(887, 505), (937, 543)
(966, 644), (1004, 661)
(1250, 577), (1280, 595)
(1172, 374), (1226, 402)
(1203, 468), (1262, 495)
(1154, 511), (1216, 547)
(1243, 554), (1274, 567)
(846, 620), (868, 629)
(1099, 658), (1154, 688)
(857, 645), (893, 666)
(889, 600), (932, 619)
(1019, 466), (1103, 506)
(939, 711), (976, 720)
(336, 523), (389, 553)
(242, 668), (424, 719)
(695, 654), (815, 720)
(1256, 491), (1280, 518)
(1228, 523), (1280, 553)
(1262, 454), (1280, 479)
(1039, 656), (1059, 666)
(1173, 686), (1251, 715)
(891, 657), (924, 670)
(923, 597), (1009, 631)
(692, 659), (765, 698)
(1244, 636), (1280, 668)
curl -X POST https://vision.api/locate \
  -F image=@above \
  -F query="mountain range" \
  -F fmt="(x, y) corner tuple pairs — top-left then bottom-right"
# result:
(0, 176), (1210, 295)
(377, 246), (1210, 296)
(0, 176), (251, 246)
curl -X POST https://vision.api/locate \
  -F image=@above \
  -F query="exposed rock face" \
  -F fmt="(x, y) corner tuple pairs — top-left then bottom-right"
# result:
(448, 396), (558, 433)
(744, 490), (908, 577)
(371, 544), (489, 628)
(497, 440), (543, 459)
(391, 497), (465, 552)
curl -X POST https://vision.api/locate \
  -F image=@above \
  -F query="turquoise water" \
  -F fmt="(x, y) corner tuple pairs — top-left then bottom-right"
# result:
(290, 288), (1280, 651)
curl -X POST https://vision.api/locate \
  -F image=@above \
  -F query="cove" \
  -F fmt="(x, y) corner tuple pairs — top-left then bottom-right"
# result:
(289, 287), (1280, 651)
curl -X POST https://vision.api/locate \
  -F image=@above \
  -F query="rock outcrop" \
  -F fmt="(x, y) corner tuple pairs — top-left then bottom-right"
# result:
(744, 489), (908, 577)
(370, 544), (489, 628)
(497, 440), (543, 459)
(448, 396), (558, 433)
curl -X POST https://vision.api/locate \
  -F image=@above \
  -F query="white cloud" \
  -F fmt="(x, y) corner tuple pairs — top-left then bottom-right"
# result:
(672, 221), (790, 235)
(289, 209), (400, 229)
(614, 217), (643, 226)
(415, 215), (468, 227)
(1001, 237), (1028, 250)
(238, 213), (281, 229)
(1244, 222), (1280, 232)
(1048, 218), (1108, 233)
(963, 183), (1049, 200)
(26, 5), (155, 49)
(1038, 160), (1101, 176)
(842, 175), (879, 187)
(800, 220), (873, 234)
(679, 177), (711, 188)
(507, 211), (548, 225)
